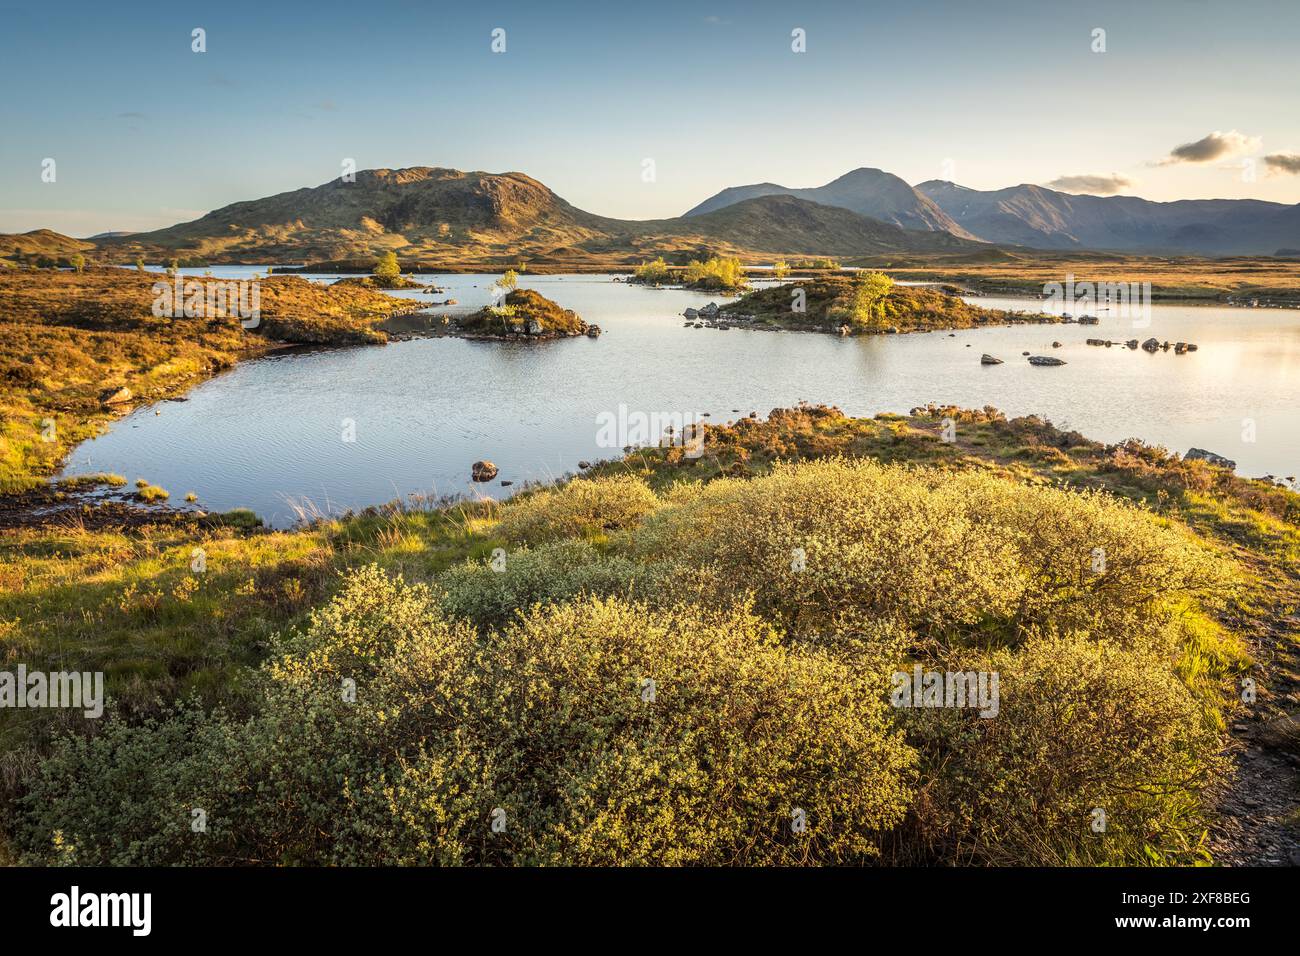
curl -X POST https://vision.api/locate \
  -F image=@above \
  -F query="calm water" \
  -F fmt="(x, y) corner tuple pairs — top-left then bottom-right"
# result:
(63, 270), (1300, 527)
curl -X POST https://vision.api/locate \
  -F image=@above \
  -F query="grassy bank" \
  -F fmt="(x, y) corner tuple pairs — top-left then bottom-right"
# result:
(857, 251), (1300, 306)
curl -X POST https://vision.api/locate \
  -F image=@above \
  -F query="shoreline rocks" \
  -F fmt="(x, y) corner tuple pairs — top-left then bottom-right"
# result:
(1185, 448), (1236, 470)
(471, 460), (498, 482)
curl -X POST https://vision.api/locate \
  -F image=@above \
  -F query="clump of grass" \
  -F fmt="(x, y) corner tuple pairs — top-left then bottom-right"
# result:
(55, 473), (126, 490)
(135, 484), (169, 503)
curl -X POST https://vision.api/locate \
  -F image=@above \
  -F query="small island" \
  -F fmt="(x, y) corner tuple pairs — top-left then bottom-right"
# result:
(629, 255), (749, 292)
(331, 251), (427, 290)
(699, 272), (1059, 334)
(451, 285), (600, 340)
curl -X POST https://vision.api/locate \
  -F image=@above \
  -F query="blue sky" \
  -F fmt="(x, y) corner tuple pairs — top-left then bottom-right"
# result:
(2, 0), (1298, 235)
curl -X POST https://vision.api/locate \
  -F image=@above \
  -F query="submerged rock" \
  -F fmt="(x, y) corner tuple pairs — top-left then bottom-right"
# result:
(1028, 355), (1067, 366)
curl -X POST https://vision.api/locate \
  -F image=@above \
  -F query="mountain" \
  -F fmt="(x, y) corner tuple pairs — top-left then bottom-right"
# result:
(99, 167), (619, 262)
(916, 180), (1300, 256)
(684, 168), (979, 239)
(94, 167), (986, 264)
(0, 229), (95, 260)
(627, 194), (981, 257)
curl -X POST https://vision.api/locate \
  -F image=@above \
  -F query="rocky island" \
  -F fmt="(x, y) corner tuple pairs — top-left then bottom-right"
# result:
(450, 287), (600, 340)
(696, 273), (1059, 334)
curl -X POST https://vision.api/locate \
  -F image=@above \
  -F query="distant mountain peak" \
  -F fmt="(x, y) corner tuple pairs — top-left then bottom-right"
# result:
(683, 168), (979, 239)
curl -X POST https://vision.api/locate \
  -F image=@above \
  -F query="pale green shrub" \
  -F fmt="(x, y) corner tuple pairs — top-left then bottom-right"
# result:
(904, 631), (1227, 865)
(634, 458), (1229, 651)
(634, 459), (1024, 638)
(496, 475), (659, 545)
(369, 595), (916, 865)
(436, 539), (667, 628)
(22, 569), (916, 866)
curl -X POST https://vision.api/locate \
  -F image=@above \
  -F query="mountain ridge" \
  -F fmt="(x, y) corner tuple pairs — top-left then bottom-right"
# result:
(916, 179), (1299, 255)
(685, 167), (979, 239)
(84, 166), (986, 264)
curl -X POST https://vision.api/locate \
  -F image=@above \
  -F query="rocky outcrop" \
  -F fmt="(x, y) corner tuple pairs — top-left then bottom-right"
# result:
(99, 386), (133, 406)
(1185, 448), (1236, 470)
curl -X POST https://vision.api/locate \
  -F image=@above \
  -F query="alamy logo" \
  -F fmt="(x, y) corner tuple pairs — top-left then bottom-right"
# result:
(891, 665), (999, 718)
(152, 277), (261, 328)
(595, 403), (706, 458)
(0, 666), (103, 718)
(50, 886), (151, 936)
(1043, 273), (1151, 328)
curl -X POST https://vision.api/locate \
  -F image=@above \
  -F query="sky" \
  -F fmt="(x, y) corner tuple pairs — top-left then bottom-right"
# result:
(2, 0), (1298, 236)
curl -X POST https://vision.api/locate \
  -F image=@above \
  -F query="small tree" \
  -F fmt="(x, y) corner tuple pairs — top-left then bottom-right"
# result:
(374, 251), (400, 280)
(773, 260), (790, 280)
(71, 254), (86, 273)
(167, 258), (179, 278)
(496, 269), (519, 292)
(633, 257), (673, 285)
(135, 258), (145, 272)
(847, 270), (894, 326)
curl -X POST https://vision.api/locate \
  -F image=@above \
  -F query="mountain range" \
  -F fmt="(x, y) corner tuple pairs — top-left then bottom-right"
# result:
(686, 169), (1300, 256)
(684, 167), (978, 239)
(78, 167), (981, 265)
(4, 165), (1297, 265)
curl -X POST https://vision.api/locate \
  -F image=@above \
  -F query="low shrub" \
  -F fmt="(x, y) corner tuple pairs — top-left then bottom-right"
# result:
(21, 568), (917, 866)
(496, 475), (659, 545)
(436, 539), (667, 628)
(633, 458), (1231, 653)
(903, 632), (1226, 865)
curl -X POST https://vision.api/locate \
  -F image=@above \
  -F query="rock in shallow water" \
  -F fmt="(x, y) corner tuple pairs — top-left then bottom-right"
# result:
(471, 460), (498, 482)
